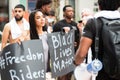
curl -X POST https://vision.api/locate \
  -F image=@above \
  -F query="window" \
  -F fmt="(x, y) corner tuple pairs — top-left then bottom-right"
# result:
(28, 0), (37, 12)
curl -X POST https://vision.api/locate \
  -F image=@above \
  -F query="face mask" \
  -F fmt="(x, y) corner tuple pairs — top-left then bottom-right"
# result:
(48, 18), (54, 23)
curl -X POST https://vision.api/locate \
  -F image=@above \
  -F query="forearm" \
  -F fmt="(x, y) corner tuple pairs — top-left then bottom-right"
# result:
(74, 37), (92, 66)
(74, 49), (86, 66)
(1, 43), (6, 50)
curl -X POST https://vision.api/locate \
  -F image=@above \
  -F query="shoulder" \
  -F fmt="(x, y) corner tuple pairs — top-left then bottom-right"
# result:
(43, 31), (48, 37)
(43, 31), (47, 34)
(42, 32), (48, 40)
(3, 22), (11, 30)
(83, 19), (94, 33)
(71, 21), (77, 26)
(83, 18), (95, 39)
(54, 20), (64, 25)
(53, 20), (65, 29)
(86, 18), (95, 26)
(71, 20), (77, 24)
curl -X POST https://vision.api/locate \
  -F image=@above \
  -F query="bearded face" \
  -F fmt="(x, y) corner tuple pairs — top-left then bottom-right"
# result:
(65, 13), (74, 19)
(15, 16), (23, 21)
(64, 7), (74, 19)
(14, 8), (24, 21)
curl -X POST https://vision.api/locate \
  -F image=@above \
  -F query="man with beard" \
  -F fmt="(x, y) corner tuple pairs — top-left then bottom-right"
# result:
(35, 0), (52, 32)
(1, 4), (29, 50)
(53, 5), (80, 80)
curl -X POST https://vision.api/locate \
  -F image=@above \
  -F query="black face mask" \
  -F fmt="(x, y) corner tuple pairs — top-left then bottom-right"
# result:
(15, 16), (23, 21)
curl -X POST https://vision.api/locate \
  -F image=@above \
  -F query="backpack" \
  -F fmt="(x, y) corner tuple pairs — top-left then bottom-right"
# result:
(95, 17), (120, 79)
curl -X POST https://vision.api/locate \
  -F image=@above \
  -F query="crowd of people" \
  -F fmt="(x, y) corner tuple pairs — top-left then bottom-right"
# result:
(1, 0), (120, 80)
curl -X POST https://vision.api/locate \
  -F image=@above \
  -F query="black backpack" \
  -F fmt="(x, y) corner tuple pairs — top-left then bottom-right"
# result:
(95, 17), (120, 79)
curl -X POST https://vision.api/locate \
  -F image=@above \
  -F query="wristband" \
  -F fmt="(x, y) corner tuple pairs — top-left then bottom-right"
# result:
(73, 60), (79, 66)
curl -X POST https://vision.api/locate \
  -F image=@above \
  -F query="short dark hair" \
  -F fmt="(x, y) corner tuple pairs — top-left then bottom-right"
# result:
(35, 0), (52, 9)
(98, 0), (120, 10)
(14, 4), (25, 11)
(63, 5), (72, 12)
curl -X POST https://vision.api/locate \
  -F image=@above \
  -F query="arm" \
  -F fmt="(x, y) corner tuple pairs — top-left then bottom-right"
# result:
(74, 36), (92, 66)
(74, 18), (95, 65)
(25, 30), (30, 40)
(1, 23), (10, 50)
(22, 30), (30, 40)
(16, 30), (30, 44)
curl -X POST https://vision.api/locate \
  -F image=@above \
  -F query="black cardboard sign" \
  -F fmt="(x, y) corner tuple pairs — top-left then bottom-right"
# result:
(0, 40), (45, 80)
(48, 30), (75, 77)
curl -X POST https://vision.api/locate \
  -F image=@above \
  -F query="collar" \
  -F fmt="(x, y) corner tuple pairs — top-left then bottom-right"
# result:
(94, 10), (120, 19)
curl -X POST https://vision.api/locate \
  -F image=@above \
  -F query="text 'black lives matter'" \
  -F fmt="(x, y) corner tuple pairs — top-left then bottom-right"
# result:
(47, 30), (75, 78)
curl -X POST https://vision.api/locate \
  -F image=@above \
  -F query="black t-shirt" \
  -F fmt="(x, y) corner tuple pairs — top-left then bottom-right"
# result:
(83, 18), (103, 60)
(53, 19), (80, 51)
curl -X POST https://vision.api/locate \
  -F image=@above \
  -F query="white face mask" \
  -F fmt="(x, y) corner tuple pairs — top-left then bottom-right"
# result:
(48, 18), (54, 23)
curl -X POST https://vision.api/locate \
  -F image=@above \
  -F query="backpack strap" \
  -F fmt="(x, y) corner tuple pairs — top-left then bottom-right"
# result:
(94, 18), (99, 59)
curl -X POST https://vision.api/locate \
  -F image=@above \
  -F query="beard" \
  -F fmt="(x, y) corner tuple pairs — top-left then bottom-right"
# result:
(65, 15), (74, 20)
(44, 12), (49, 16)
(15, 16), (23, 21)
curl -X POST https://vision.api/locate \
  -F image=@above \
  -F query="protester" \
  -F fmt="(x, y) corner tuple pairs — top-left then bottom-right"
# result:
(74, 0), (120, 80)
(78, 8), (93, 34)
(29, 10), (55, 80)
(46, 10), (56, 33)
(77, 8), (93, 64)
(1, 4), (29, 50)
(53, 5), (80, 80)
(53, 5), (80, 52)
(35, 0), (52, 31)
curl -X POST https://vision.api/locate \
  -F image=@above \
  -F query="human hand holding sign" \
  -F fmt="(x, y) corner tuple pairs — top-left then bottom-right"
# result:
(15, 31), (30, 45)
(63, 27), (70, 33)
